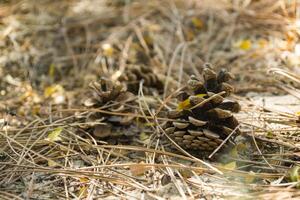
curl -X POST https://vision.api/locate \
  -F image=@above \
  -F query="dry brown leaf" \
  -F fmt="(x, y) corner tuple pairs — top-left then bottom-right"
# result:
(130, 162), (150, 176)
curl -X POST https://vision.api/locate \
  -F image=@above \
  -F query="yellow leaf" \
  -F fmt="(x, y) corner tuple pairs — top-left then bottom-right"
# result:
(147, 24), (161, 32)
(195, 94), (207, 98)
(267, 131), (274, 138)
(144, 122), (155, 127)
(79, 177), (89, 183)
(191, 17), (204, 29)
(244, 171), (256, 183)
(289, 165), (300, 182)
(185, 29), (195, 41)
(48, 63), (55, 78)
(48, 160), (58, 167)
(78, 186), (88, 197)
(177, 94), (206, 111)
(177, 98), (191, 111)
(222, 161), (237, 170)
(236, 142), (247, 152)
(102, 43), (114, 57)
(239, 39), (251, 50)
(178, 168), (193, 178)
(44, 84), (64, 98)
(32, 105), (40, 115)
(18, 108), (25, 116)
(295, 111), (300, 116)
(229, 146), (239, 158)
(139, 132), (149, 141)
(131, 42), (142, 50)
(46, 127), (63, 142)
(258, 39), (268, 49)
(143, 35), (153, 46)
(19, 85), (39, 102)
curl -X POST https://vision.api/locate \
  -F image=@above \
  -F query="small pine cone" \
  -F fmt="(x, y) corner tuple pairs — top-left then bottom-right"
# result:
(118, 65), (164, 94)
(163, 68), (240, 153)
(83, 78), (137, 141)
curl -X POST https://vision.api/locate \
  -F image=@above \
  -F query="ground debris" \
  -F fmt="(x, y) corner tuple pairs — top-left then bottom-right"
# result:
(0, 0), (299, 199)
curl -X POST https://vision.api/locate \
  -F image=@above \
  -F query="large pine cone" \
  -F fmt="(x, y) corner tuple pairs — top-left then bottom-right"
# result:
(83, 78), (137, 141)
(118, 65), (163, 94)
(163, 68), (241, 153)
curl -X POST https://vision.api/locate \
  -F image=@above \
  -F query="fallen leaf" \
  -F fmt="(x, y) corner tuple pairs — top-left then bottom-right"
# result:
(48, 63), (55, 78)
(258, 39), (268, 49)
(143, 35), (153, 46)
(185, 29), (196, 41)
(143, 122), (155, 127)
(222, 161), (237, 170)
(236, 142), (247, 153)
(244, 171), (256, 183)
(48, 160), (59, 167)
(139, 132), (149, 141)
(130, 162), (150, 176)
(238, 39), (251, 50)
(44, 84), (64, 98)
(195, 93), (207, 98)
(177, 98), (191, 111)
(102, 43), (114, 57)
(78, 186), (88, 197)
(266, 131), (274, 138)
(79, 177), (89, 183)
(31, 105), (41, 115)
(289, 165), (300, 182)
(147, 23), (161, 32)
(191, 17), (204, 29)
(229, 146), (239, 158)
(46, 127), (63, 142)
(178, 168), (193, 178)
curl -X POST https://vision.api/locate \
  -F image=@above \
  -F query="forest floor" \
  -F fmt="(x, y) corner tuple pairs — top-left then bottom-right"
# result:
(0, 0), (300, 199)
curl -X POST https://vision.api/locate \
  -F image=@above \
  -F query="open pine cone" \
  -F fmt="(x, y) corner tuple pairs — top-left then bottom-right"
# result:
(118, 65), (163, 94)
(163, 68), (241, 153)
(83, 78), (137, 141)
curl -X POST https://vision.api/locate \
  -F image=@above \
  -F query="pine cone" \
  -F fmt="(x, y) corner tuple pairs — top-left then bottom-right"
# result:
(83, 78), (137, 141)
(118, 65), (163, 94)
(163, 68), (241, 153)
